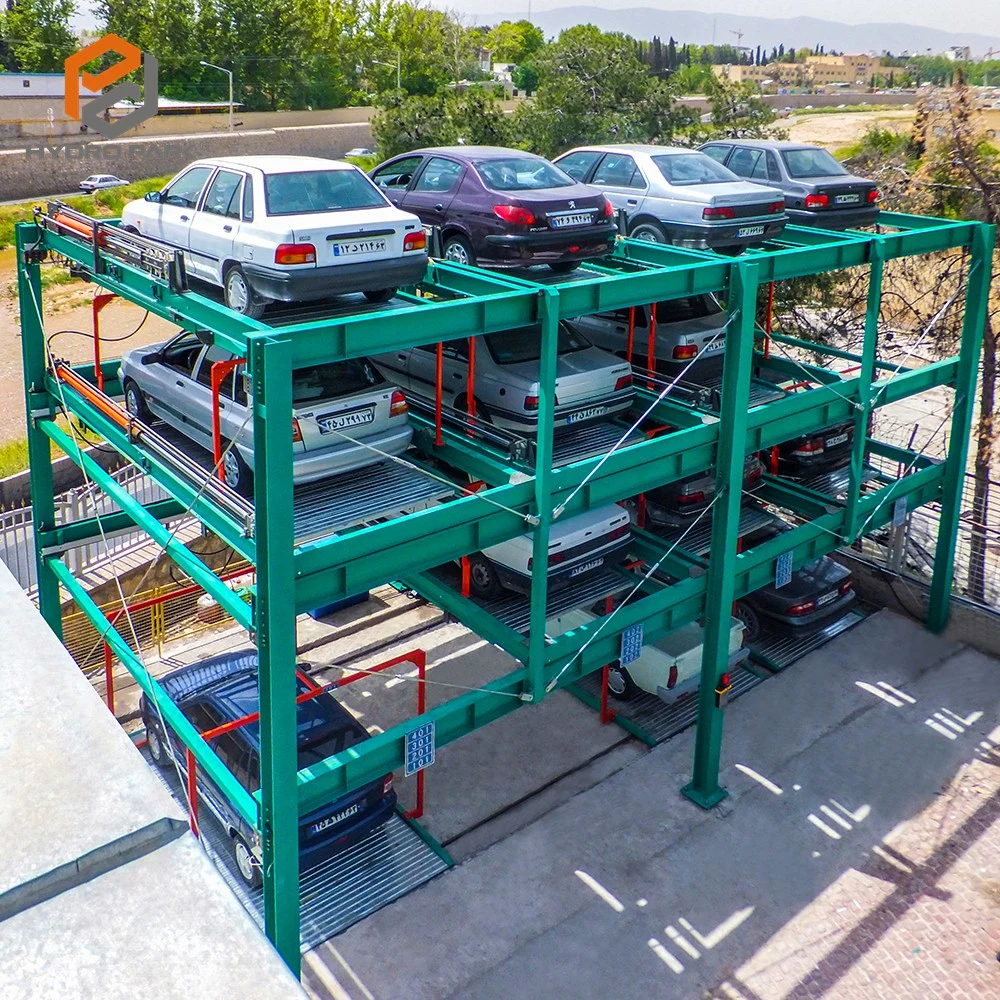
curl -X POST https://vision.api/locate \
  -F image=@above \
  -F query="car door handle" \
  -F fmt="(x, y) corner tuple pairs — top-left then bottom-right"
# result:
(218, 402), (226, 410)
(434, 203), (444, 212)
(627, 199), (638, 205)
(223, 224), (232, 232)
(397, 353), (407, 361)
(179, 214), (189, 221)
(176, 380), (184, 387)
(452, 372), (463, 379)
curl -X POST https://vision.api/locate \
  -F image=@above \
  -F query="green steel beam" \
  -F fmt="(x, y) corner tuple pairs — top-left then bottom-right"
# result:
(46, 556), (259, 825)
(927, 223), (997, 631)
(627, 526), (706, 576)
(251, 337), (301, 971)
(685, 261), (759, 810)
(16, 231), (62, 638)
(766, 334), (900, 374)
(755, 477), (838, 519)
(38, 497), (187, 549)
(867, 440), (939, 469)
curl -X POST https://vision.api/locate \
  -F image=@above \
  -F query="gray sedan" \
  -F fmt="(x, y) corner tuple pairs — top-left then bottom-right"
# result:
(372, 323), (634, 435)
(120, 331), (413, 497)
(554, 144), (787, 252)
(699, 140), (879, 229)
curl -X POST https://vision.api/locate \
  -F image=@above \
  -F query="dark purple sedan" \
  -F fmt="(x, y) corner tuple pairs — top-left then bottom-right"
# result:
(369, 146), (617, 272)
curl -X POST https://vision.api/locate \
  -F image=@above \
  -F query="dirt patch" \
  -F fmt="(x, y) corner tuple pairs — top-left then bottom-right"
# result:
(784, 109), (916, 149)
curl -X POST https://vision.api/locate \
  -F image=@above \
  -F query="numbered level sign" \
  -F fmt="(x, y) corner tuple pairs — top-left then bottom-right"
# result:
(775, 550), (793, 590)
(893, 496), (908, 528)
(620, 623), (644, 667)
(404, 721), (435, 777)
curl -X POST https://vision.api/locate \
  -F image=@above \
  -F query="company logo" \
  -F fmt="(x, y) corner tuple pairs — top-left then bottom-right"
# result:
(64, 34), (158, 140)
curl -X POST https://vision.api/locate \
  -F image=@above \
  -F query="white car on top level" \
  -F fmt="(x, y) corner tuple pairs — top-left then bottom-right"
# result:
(120, 155), (428, 318)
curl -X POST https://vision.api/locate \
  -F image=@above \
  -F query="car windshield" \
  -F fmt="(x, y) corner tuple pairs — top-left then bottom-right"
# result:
(84, 175), (101, 182)
(475, 157), (575, 191)
(780, 148), (849, 178)
(292, 358), (384, 404)
(652, 153), (737, 186)
(264, 168), (388, 215)
(485, 322), (591, 365)
(656, 295), (723, 322)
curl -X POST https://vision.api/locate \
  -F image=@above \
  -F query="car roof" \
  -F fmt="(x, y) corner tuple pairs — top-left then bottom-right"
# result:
(708, 139), (819, 151)
(563, 144), (697, 157)
(191, 155), (356, 173)
(409, 146), (542, 159)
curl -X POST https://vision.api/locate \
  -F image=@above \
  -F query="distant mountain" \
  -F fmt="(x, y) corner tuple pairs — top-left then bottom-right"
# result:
(450, 6), (1000, 57)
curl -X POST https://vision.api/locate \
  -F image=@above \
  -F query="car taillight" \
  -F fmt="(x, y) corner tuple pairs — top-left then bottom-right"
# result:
(389, 390), (408, 417)
(789, 601), (816, 616)
(839, 580), (853, 595)
(768, 201), (784, 214)
(747, 464), (762, 483)
(791, 437), (825, 456)
(804, 194), (829, 209)
(602, 197), (614, 217)
(524, 394), (538, 410)
(868, 189), (880, 204)
(403, 230), (426, 252)
(677, 490), (705, 505)
(274, 242), (316, 264)
(292, 418), (302, 442)
(493, 204), (535, 226)
(614, 374), (633, 391)
(608, 523), (629, 541)
(672, 344), (698, 360)
(382, 775), (393, 795)
(667, 664), (678, 689)
(528, 550), (568, 571)
(703, 206), (735, 220)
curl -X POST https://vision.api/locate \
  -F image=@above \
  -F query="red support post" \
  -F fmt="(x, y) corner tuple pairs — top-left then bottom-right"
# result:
(599, 595), (616, 724)
(626, 306), (635, 364)
(186, 748), (199, 838)
(763, 280), (775, 360)
(770, 445), (780, 474)
(103, 642), (115, 715)
(647, 301), (658, 388)
(461, 556), (471, 598)
(210, 357), (246, 481)
(637, 492), (647, 529)
(435, 342), (444, 446)
(92, 293), (116, 392)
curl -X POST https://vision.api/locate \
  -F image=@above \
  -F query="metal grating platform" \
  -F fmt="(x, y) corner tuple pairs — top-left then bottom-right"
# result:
(142, 748), (450, 951)
(293, 460), (454, 544)
(550, 421), (646, 467)
(572, 664), (765, 745)
(697, 373), (787, 408)
(653, 503), (777, 557)
(795, 465), (879, 499)
(750, 609), (866, 671)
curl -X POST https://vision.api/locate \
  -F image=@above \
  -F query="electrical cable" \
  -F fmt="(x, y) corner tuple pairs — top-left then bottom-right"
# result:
(45, 309), (150, 353)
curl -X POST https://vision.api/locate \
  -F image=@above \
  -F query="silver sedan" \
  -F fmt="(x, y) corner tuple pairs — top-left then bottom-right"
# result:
(554, 144), (787, 252)
(120, 331), (413, 497)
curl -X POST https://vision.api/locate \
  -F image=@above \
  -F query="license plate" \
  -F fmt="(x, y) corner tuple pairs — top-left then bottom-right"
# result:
(737, 225), (765, 238)
(835, 193), (861, 204)
(826, 432), (849, 447)
(309, 802), (360, 836)
(550, 213), (593, 228)
(816, 591), (838, 607)
(318, 406), (374, 433)
(332, 239), (387, 257)
(567, 405), (607, 423)
(703, 339), (725, 353)
(569, 557), (604, 578)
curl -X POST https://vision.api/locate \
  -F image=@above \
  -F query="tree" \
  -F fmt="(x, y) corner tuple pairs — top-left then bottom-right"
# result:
(703, 75), (781, 139)
(484, 19), (543, 65)
(3, 0), (78, 72)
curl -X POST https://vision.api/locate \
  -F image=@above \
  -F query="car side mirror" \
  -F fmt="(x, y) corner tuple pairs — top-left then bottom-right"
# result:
(144, 191), (162, 203)
(140, 352), (162, 365)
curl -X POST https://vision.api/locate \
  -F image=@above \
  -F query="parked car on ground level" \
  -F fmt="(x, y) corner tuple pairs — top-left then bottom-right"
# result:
(121, 332), (412, 497)
(79, 174), (129, 192)
(553, 144), (786, 252)
(370, 146), (617, 271)
(768, 418), (856, 480)
(640, 455), (764, 530)
(466, 504), (631, 600)
(735, 522), (856, 641)
(121, 155), (428, 318)
(698, 140), (879, 229)
(140, 650), (397, 889)
(372, 322), (633, 435)
(345, 147), (375, 158)
(547, 605), (748, 701)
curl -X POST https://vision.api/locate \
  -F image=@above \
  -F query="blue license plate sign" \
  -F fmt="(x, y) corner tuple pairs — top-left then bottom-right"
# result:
(620, 623), (643, 667)
(893, 497), (907, 527)
(775, 550), (793, 589)
(405, 721), (435, 777)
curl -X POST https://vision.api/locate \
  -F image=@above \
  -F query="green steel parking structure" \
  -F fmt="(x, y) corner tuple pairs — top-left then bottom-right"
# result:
(15, 209), (995, 974)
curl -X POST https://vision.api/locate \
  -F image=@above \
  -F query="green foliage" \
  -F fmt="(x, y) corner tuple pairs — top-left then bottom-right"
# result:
(702, 76), (782, 140)
(1, 0), (77, 72)
(668, 63), (714, 95)
(485, 20), (543, 65)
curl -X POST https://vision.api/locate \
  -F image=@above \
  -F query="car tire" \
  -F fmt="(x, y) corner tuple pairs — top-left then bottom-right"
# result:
(607, 662), (640, 701)
(468, 552), (503, 601)
(233, 835), (262, 890)
(733, 601), (761, 644)
(146, 722), (169, 767)
(549, 261), (581, 273)
(629, 220), (667, 244)
(221, 444), (254, 499)
(456, 395), (493, 426)
(224, 265), (266, 319)
(443, 234), (475, 267)
(122, 225), (140, 234)
(123, 378), (150, 422)
(364, 287), (397, 303)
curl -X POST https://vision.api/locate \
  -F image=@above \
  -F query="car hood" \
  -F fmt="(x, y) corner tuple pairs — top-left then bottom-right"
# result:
(705, 182), (785, 207)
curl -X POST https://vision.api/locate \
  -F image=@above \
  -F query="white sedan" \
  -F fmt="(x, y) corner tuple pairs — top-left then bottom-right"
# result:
(80, 174), (129, 192)
(120, 155), (428, 317)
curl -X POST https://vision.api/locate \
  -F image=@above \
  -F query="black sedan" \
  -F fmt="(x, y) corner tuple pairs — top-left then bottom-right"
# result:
(735, 522), (856, 641)
(643, 454), (764, 529)
(370, 146), (617, 271)
(767, 419), (856, 480)
(699, 140), (879, 230)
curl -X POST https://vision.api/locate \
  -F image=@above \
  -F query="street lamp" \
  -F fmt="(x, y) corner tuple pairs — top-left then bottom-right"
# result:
(200, 60), (234, 132)
(374, 51), (402, 91)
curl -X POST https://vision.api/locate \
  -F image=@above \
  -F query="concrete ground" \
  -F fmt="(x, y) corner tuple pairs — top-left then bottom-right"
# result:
(302, 610), (1000, 1000)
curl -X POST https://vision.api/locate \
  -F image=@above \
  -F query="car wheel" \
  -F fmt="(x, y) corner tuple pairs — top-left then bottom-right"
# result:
(122, 225), (140, 234)
(549, 261), (581, 273)
(468, 553), (503, 600)
(224, 265), (266, 319)
(607, 663), (640, 701)
(233, 835), (262, 890)
(364, 287), (397, 303)
(629, 220), (667, 244)
(123, 379), (150, 422)
(717, 245), (746, 257)
(221, 445), (254, 499)
(443, 235), (475, 267)
(733, 601), (761, 644)
(457, 395), (493, 426)
(146, 723), (169, 767)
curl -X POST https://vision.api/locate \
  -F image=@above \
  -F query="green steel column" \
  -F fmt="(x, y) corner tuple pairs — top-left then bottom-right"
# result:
(843, 241), (885, 542)
(16, 224), (62, 637)
(527, 288), (559, 700)
(251, 335), (301, 971)
(927, 223), (996, 632)
(683, 261), (758, 810)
